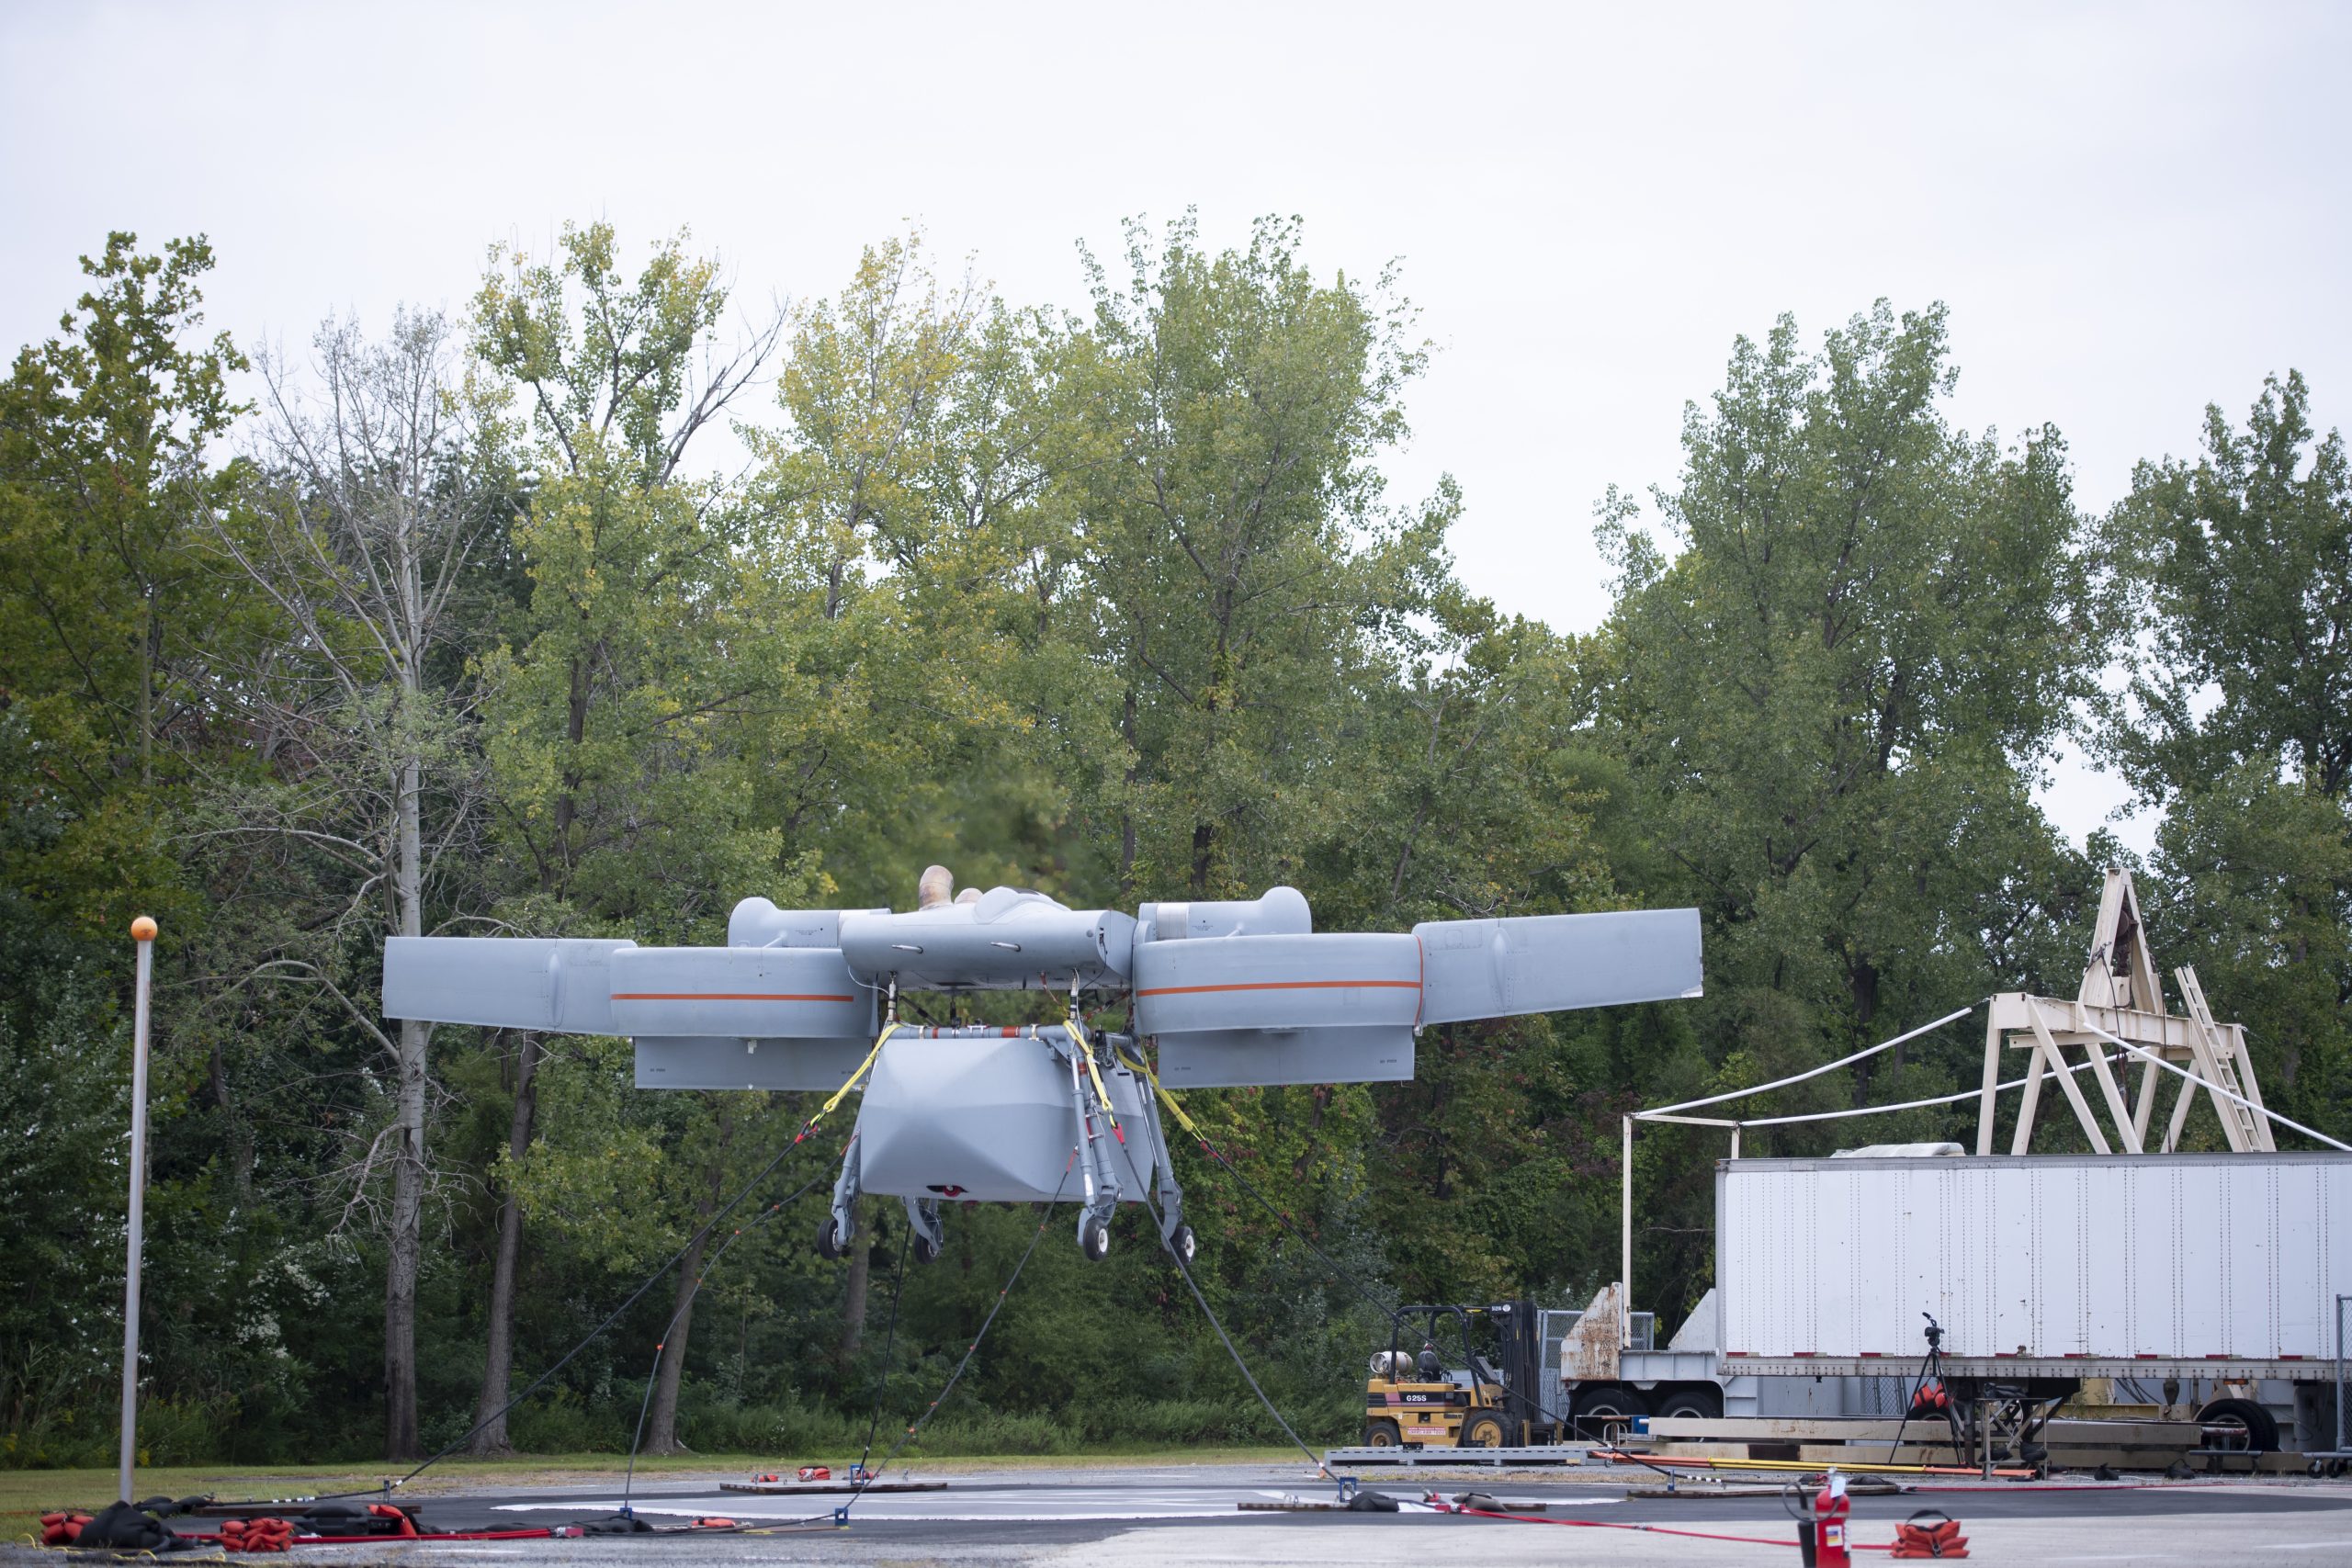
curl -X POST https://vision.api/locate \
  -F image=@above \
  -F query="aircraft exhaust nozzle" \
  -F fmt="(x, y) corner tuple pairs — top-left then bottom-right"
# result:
(1138, 886), (1313, 942)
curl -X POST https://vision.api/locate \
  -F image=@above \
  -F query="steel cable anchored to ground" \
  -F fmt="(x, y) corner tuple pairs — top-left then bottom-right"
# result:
(827, 1164), (1074, 1526)
(208, 1025), (896, 1513)
(1109, 1132), (1326, 1473)
(618, 1172), (831, 1512)
(1122, 1047), (1572, 1446)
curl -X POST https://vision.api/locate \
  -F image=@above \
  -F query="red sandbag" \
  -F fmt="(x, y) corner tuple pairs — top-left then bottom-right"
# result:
(220, 1516), (296, 1552)
(40, 1511), (92, 1547)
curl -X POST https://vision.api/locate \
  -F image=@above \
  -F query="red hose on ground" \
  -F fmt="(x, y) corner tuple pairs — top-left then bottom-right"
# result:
(1455, 1505), (1898, 1552)
(188, 1528), (560, 1545)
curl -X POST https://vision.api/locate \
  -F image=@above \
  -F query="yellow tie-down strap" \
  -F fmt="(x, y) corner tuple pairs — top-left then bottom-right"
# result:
(1115, 1048), (1204, 1143)
(1066, 1014), (1121, 1133)
(798, 1021), (900, 1141)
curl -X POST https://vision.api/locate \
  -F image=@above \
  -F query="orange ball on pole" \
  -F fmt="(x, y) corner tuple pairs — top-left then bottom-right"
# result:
(130, 916), (157, 942)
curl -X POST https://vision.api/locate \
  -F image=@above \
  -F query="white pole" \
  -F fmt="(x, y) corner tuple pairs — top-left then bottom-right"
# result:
(119, 915), (156, 1505)
(1620, 1115), (1634, 1345)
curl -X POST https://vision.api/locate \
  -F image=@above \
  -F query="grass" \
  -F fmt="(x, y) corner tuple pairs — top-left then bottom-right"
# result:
(0, 1446), (1306, 1543)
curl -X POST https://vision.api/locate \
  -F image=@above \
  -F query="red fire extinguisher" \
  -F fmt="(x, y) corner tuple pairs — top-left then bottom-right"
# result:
(1792, 1470), (1852, 1568)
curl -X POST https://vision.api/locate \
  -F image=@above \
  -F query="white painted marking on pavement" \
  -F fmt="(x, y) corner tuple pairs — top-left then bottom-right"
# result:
(493, 1485), (1619, 1525)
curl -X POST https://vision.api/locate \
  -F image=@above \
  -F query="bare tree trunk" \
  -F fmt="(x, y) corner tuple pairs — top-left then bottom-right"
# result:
(645, 1210), (712, 1455)
(385, 1015), (426, 1459)
(838, 1197), (870, 1369)
(385, 750), (426, 1461)
(1117, 683), (1138, 901)
(469, 1032), (539, 1455)
(647, 1107), (728, 1455)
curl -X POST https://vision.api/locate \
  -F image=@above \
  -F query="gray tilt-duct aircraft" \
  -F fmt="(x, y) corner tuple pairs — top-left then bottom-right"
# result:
(382, 869), (1702, 1264)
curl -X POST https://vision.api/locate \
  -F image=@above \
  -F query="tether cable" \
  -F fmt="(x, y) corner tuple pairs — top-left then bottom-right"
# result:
(620, 1174), (828, 1511)
(1122, 1047), (1566, 1445)
(1123, 1048), (1400, 1324)
(830, 1164), (1072, 1525)
(1108, 1134), (1322, 1472)
(849, 1225), (915, 1483)
(276, 1024), (897, 1506)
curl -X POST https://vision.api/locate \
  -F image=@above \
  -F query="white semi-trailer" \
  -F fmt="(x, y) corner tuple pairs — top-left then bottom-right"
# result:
(1716, 1152), (2347, 1373)
(1561, 1151), (2352, 1450)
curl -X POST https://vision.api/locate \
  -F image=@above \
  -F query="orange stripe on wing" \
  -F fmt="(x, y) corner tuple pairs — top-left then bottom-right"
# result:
(610, 992), (856, 1003)
(1134, 979), (1422, 998)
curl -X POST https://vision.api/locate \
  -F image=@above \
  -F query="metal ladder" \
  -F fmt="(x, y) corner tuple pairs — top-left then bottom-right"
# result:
(2177, 965), (2274, 1152)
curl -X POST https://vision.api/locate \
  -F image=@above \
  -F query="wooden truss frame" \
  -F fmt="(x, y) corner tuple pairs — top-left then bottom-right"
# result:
(1973, 870), (2273, 1156)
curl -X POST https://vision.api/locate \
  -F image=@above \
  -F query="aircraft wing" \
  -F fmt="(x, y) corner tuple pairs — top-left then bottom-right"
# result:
(380, 894), (1702, 1094)
(382, 936), (635, 1033)
(1133, 908), (1702, 1088)
(1414, 908), (1704, 1022)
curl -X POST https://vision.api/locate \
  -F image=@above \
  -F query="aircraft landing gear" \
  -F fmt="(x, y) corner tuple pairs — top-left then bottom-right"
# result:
(903, 1194), (944, 1262)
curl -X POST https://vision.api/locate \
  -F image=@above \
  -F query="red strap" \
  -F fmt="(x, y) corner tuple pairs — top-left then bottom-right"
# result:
(368, 1502), (422, 1536)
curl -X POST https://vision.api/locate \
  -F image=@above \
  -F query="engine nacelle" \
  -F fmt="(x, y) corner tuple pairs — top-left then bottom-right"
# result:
(839, 886), (1136, 991)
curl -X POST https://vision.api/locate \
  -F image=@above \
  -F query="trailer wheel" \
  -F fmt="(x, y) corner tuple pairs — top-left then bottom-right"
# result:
(1571, 1384), (1649, 1442)
(1655, 1387), (1724, 1423)
(2197, 1397), (2278, 1453)
(1363, 1417), (1402, 1448)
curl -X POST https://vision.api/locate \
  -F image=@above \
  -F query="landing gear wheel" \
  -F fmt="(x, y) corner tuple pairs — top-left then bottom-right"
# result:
(1081, 1217), (1111, 1261)
(2196, 1397), (2279, 1453)
(1458, 1410), (1507, 1449)
(816, 1215), (843, 1260)
(1170, 1223), (1196, 1266)
(1363, 1417), (1401, 1449)
(912, 1233), (940, 1264)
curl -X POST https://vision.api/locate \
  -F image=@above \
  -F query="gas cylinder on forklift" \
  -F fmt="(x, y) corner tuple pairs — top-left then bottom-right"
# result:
(1361, 1302), (1563, 1450)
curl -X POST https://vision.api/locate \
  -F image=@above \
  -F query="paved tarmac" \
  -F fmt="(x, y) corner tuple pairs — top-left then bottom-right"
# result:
(17, 1460), (2352, 1565)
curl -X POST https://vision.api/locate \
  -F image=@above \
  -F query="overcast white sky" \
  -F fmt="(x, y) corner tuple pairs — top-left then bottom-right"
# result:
(6, 1), (2346, 853)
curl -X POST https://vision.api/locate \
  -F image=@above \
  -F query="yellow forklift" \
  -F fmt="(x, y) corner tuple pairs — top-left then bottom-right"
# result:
(1362, 1302), (1558, 1450)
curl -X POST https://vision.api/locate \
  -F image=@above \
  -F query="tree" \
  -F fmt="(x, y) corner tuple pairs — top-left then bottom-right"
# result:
(1592, 302), (2103, 1315)
(2103, 372), (2352, 1124)
(471, 221), (786, 1453)
(1049, 212), (1452, 901)
(0, 232), (249, 930)
(742, 232), (1067, 900)
(200, 308), (494, 1458)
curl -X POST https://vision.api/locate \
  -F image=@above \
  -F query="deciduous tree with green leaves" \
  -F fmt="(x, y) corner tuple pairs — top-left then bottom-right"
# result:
(470, 221), (794, 1455)
(201, 307), (497, 1459)
(1592, 302), (2105, 1316)
(2103, 371), (2351, 1129)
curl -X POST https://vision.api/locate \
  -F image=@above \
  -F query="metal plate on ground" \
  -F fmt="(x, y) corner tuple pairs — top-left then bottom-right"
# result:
(1323, 1444), (1589, 1467)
